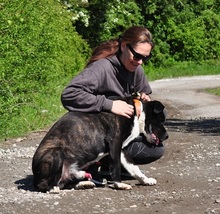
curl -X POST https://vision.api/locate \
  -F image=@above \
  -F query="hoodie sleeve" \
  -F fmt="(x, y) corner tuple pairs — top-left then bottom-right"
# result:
(61, 65), (113, 112)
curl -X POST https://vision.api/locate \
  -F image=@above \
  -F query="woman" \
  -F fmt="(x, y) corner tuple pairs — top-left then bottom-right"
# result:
(61, 26), (164, 177)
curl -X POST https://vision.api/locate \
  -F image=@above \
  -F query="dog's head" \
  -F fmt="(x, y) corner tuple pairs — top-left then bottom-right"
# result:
(141, 100), (168, 144)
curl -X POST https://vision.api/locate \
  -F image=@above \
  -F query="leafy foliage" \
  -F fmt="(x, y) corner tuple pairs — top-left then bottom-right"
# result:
(66, 0), (142, 47)
(92, 0), (142, 46)
(1, 0), (220, 140)
(135, 0), (220, 65)
(0, 0), (90, 139)
(68, 0), (220, 66)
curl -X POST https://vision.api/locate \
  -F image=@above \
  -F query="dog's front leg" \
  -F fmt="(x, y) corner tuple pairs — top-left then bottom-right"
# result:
(108, 142), (132, 190)
(109, 150), (122, 183)
(121, 152), (157, 186)
(109, 162), (132, 190)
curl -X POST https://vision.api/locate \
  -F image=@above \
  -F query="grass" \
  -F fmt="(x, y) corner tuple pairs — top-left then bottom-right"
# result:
(145, 60), (220, 80)
(0, 88), (67, 142)
(146, 60), (220, 97)
(0, 60), (220, 142)
(206, 87), (220, 96)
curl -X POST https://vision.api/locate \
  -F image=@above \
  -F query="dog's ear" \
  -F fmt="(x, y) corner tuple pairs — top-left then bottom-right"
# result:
(153, 101), (165, 114)
(153, 101), (167, 123)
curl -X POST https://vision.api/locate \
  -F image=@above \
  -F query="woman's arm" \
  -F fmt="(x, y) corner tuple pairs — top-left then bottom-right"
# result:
(61, 67), (113, 112)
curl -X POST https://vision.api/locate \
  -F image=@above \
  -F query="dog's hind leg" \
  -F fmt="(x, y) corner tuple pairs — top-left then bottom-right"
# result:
(58, 161), (96, 190)
(58, 161), (92, 188)
(69, 163), (92, 180)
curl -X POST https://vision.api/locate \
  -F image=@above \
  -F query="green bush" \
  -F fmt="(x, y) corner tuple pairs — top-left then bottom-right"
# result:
(0, 0), (90, 140)
(137, 0), (220, 66)
(67, 0), (142, 48)
(90, 0), (142, 46)
(1, 0), (219, 141)
(68, 0), (220, 66)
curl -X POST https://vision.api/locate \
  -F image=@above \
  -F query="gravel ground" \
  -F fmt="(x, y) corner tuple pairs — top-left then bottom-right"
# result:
(0, 75), (220, 214)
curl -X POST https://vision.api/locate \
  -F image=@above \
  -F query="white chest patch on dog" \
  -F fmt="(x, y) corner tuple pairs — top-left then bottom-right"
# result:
(122, 103), (146, 149)
(138, 111), (146, 134)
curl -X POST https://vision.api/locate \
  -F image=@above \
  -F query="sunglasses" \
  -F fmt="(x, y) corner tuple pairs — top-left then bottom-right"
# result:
(127, 44), (152, 62)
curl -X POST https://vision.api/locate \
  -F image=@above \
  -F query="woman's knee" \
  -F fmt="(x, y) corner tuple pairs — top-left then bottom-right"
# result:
(123, 141), (165, 165)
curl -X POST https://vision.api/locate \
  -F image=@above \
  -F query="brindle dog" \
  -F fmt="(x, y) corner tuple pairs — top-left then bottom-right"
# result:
(32, 99), (168, 192)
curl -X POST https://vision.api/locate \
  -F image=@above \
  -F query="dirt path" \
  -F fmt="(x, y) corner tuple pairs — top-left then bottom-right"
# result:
(0, 75), (220, 214)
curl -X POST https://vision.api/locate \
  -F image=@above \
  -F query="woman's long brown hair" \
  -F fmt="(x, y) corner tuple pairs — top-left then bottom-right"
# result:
(86, 26), (153, 66)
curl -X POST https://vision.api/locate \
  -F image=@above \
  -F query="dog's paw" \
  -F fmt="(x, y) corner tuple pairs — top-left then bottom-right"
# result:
(49, 186), (61, 194)
(143, 177), (157, 186)
(74, 180), (96, 190)
(109, 182), (132, 190)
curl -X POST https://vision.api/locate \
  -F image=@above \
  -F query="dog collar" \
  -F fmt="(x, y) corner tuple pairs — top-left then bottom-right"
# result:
(133, 99), (142, 118)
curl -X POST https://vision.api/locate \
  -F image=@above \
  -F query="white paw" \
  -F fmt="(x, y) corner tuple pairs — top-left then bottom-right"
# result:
(144, 177), (157, 186)
(109, 182), (132, 190)
(74, 180), (96, 190)
(49, 186), (60, 194)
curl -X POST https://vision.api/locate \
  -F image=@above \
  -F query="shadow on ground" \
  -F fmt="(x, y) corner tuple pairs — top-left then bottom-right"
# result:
(15, 175), (35, 191)
(165, 118), (220, 136)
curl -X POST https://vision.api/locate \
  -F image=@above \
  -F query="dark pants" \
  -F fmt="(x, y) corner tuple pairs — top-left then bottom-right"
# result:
(123, 134), (164, 165)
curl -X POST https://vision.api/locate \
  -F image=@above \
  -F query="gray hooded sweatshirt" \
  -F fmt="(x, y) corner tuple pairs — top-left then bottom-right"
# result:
(61, 55), (152, 112)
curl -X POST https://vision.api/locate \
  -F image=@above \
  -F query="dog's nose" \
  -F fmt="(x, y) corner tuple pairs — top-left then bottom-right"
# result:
(160, 130), (168, 142)
(164, 132), (169, 140)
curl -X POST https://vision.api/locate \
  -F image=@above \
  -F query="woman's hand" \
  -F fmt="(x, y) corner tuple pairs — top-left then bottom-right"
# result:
(111, 100), (134, 118)
(141, 93), (151, 102)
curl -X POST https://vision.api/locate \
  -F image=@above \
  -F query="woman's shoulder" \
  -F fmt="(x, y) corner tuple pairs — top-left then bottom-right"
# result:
(87, 56), (118, 70)
(94, 56), (115, 64)
(87, 58), (111, 69)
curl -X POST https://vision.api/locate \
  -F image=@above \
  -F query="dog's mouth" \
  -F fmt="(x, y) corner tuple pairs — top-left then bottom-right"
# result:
(148, 124), (160, 145)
